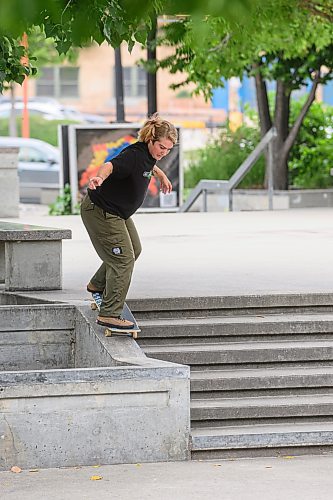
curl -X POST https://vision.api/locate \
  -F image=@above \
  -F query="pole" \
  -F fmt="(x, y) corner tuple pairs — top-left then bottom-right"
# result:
(21, 32), (30, 138)
(147, 18), (157, 116)
(267, 140), (274, 210)
(114, 46), (125, 122)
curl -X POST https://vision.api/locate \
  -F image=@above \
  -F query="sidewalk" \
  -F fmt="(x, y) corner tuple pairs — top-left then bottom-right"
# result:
(3, 205), (333, 302)
(1, 454), (333, 500)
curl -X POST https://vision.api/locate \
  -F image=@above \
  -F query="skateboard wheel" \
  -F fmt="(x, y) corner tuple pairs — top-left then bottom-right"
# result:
(104, 328), (112, 337)
(91, 302), (98, 310)
(133, 332), (138, 339)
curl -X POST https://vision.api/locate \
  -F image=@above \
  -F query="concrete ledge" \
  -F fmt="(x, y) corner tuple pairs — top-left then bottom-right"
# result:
(0, 303), (190, 469)
(187, 189), (333, 212)
(0, 222), (71, 291)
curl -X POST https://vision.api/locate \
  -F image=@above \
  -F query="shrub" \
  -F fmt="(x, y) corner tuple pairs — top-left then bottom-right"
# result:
(48, 184), (79, 215)
(185, 124), (265, 189)
(288, 100), (333, 189)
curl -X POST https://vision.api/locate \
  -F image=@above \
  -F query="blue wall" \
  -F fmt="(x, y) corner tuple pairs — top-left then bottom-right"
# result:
(323, 80), (333, 105)
(211, 81), (229, 110)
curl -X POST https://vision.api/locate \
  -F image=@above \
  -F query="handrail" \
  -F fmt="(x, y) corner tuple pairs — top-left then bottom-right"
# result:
(180, 127), (277, 212)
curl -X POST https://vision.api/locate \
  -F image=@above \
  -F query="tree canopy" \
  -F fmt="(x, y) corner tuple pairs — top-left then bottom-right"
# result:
(2, 0), (331, 92)
(149, 0), (333, 189)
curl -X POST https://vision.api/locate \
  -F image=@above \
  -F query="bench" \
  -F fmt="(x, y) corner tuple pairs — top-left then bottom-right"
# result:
(0, 221), (72, 291)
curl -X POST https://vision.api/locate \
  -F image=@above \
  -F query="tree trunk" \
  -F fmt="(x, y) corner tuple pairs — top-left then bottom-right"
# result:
(253, 66), (272, 188)
(253, 65), (272, 136)
(273, 71), (321, 190)
(272, 80), (291, 190)
(9, 83), (17, 137)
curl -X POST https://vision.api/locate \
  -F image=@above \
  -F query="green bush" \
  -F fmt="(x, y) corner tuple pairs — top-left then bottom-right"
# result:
(48, 184), (80, 215)
(185, 124), (265, 190)
(0, 115), (77, 146)
(288, 100), (333, 189)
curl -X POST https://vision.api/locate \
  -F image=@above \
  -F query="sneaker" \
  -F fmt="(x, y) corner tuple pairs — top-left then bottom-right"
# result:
(96, 315), (134, 330)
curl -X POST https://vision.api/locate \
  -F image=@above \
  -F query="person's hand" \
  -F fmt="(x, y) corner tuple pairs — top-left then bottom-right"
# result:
(88, 176), (103, 190)
(159, 174), (172, 194)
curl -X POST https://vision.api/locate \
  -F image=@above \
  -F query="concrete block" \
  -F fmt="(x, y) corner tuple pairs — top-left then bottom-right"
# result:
(0, 368), (190, 469)
(0, 305), (191, 469)
(0, 148), (19, 218)
(5, 240), (62, 290)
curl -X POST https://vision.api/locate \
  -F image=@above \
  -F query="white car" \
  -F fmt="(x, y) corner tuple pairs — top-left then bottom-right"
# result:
(0, 99), (106, 123)
(0, 137), (60, 203)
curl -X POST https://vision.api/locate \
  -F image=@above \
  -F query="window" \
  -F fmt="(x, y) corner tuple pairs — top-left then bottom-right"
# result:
(122, 66), (147, 98)
(36, 67), (79, 98)
(19, 147), (48, 163)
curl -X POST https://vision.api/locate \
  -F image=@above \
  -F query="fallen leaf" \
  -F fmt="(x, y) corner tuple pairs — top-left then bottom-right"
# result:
(29, 469), (39, 473)
(213, 464), (222, 467)
(10, 466), (22, 473)
(265, 466), (272, 469)
(90, 475), (103, 481)
(282, 456), (295, 459)
(92, 465), (100, 468)
(135, 463), (142, 467)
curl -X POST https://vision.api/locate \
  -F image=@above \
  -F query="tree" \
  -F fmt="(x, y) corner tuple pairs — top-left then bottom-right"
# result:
(0, 0), (279, 93)
(151, 2), (333, 189)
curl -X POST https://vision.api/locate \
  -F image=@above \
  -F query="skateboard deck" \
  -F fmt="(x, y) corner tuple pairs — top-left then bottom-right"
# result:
(90, 291), (140, 339)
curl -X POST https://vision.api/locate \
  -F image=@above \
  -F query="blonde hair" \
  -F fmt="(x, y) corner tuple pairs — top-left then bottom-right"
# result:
(138, 113), (178, 145)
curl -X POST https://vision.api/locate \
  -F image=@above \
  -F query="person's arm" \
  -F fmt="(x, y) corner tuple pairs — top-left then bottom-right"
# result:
(153, 165), (172, 194)
(88, 161), (113, 190)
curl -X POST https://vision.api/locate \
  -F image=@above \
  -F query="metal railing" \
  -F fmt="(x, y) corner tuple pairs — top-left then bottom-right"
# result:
(180, 127), (277, 212)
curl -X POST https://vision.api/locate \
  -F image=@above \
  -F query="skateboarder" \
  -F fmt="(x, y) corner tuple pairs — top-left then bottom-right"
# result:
(81, 114), (177, 330)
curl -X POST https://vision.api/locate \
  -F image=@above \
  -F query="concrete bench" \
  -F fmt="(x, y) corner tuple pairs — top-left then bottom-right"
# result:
(0, 221), (72, 291)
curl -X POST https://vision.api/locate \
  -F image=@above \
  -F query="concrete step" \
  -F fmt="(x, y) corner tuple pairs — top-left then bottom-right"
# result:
(190, 366), (333, 395)
(143, 340), (333, 366)
(191, 394), (333, 421)
(191, 422), (333, 459)
(138, 313), (333, 345)
(128, 293), (333, 320)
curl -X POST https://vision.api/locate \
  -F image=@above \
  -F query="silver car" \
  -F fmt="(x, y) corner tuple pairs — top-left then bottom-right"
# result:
(0, 137), (60, 203)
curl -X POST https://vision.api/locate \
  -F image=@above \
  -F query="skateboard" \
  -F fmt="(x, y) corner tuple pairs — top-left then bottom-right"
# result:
(90, 291), (140, 339)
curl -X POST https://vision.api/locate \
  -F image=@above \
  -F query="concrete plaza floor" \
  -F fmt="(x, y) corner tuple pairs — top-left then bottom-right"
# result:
(1, 454), (333, 500)
(3, 204), (333, 302)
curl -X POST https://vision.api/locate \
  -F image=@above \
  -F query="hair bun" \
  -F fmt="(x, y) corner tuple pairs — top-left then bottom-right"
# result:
(149, 112), (161, 124)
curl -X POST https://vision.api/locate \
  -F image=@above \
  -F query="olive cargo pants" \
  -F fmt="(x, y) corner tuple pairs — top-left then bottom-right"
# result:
(80, 194), (141, 317)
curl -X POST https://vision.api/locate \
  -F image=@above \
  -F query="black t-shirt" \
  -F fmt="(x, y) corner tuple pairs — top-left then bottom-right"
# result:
(88, 141), (156, 219)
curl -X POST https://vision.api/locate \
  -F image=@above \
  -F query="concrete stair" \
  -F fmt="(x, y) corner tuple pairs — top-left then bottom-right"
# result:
(132, 294), (333, 458)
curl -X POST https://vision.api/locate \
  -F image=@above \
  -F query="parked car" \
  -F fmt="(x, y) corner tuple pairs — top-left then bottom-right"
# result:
(0, 137), (60, 203)
(0, 99), (107, 123)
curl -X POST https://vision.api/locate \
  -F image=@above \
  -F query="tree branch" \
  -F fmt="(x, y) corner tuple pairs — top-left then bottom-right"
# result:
(300, 0), (333, 22)
(282, 70), (320, 157)
(208, 33), (232, 53)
